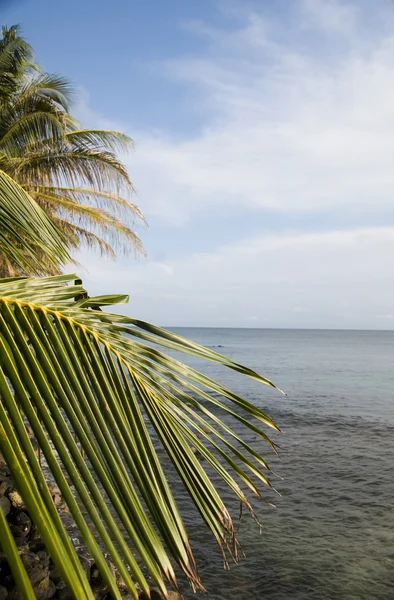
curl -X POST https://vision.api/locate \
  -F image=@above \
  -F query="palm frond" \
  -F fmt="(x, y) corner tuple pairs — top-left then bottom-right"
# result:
(0, 111), (65, 156)
(33, 186), (144, 221)
(0, 169), (69, 275)
(0, 274), (281, 598)
(66, 129), (134, 153)
(14, 72), (74, 112)
(55, 220), (117, 258)
(12, 146), (132, 190)
(36, 192), (146, 256)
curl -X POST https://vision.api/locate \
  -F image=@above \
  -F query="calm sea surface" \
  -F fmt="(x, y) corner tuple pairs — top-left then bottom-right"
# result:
(161, 328), (394, 600)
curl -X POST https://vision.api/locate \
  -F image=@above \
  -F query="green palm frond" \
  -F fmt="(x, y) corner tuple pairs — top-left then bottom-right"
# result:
(0, 25), (145, 269)
(11, 146), (132, 190)
(0, 111), (65, 156)
(14, 72), (73, 111)
(34, 186), (144, 220)
(0, 274), (281, 598)
(55, 220), (117, 258)
(0, 169), (69, 275)
(66, 129), (134, 153)
(36, 191), (146, 256)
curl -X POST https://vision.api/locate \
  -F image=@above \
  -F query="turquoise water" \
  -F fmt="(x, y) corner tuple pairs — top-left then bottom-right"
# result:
(163, 328), (394, 600)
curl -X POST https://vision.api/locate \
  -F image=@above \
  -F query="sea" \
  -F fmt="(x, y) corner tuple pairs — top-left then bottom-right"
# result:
(161, 328), (394, 600)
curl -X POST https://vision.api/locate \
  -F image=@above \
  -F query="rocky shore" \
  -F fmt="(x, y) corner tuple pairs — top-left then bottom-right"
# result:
(0, 463), (183, 600)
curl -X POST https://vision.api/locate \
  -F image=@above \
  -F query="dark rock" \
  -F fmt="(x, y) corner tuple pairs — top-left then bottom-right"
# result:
(36, 550), (50, 569)
(0, 585), (7, 600)
(0, 496), (11, 517)
(78, 554), (92, 579)
(0, 551), (9, 568)
(15, 512), (31, 535)
(8, 567), (50, 600)
(8, 525), (27, 547)
(0, 479), (12, 495)
(92, 584), (110, 600)
(20, 551), (40, 571)
(89, 561), (115, 600)
(0, 467), (11, 483)
(29, 538), (45, 553)
(138, 590), (183, 600)
(49, 566), (62, 585)
(48, 579), (56, 599)
(6, 491), (25, 511)
(57, 586), (73, 600)
(138, 592), (163, 600)
(29, 567), (49, 600)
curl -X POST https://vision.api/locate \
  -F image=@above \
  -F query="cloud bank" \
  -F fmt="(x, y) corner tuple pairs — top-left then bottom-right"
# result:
(79, 0), (394, 328)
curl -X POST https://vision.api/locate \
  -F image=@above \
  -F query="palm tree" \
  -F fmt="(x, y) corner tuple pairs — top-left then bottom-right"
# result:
(0, 25), (282, 600)
(0, 25), (145, 277)
(0, 177), (283, 598)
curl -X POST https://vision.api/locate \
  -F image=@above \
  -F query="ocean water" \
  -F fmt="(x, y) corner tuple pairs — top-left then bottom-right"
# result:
(162, 328), (394, 600)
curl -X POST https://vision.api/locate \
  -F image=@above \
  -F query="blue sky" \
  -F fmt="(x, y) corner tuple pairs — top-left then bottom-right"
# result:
(4, 0), (394, 328)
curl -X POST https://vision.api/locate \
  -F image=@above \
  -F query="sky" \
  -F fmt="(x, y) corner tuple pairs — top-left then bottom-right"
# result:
(3, 0), (394, 328)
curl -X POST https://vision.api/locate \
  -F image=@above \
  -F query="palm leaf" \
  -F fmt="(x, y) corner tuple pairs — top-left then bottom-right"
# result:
(66, 129), (134, 153)
(0, 111), (65, 156)
(10, 146), (132, 190)
(33, 191), (146, 256)
(0, 169), (70, 275)
(0, 274), (281, 598)
(34, 186), (145, 221)
(14, 72), (73, 112)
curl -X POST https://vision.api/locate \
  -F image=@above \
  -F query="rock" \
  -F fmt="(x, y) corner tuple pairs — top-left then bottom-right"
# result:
(20, 551), (40, 571)
(90, 560), (117, 600)
(57, 585), (74, 600)
(6, 491), (25, 511)
(138, 592), (162, 600)
(0, 585), (7, 600)
(30, 568), (49, 600)
(0, 478), (12, 495)
(8, 525), (27, 547)
(52, 493), (62, 506)
(0, 551), (9, 568)
(48, 579), (56, 599)
(78, 554), (92, 579)
(168, 593), (184, 600)
(47, 484), (61, 496)
(36, 550), (50, 569)
(15, 512), (32, 535)
(49, 566), (62, 585)
(10, 567), (49, 600)
(29, 538), (45, 553)
(0, 496), (11, 517)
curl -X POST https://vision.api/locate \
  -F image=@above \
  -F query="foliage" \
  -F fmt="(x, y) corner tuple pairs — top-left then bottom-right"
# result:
(0, 25), (145, 277)
(0, 274), (281, 598)
(0, 168), (70, 275)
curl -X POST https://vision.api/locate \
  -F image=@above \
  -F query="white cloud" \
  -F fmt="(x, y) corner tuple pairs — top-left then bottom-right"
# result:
(73, 1), (394, 328)
(301, 0), (358, 34)
(82, 227), (394, 329)
(114, 1), (394, 223)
